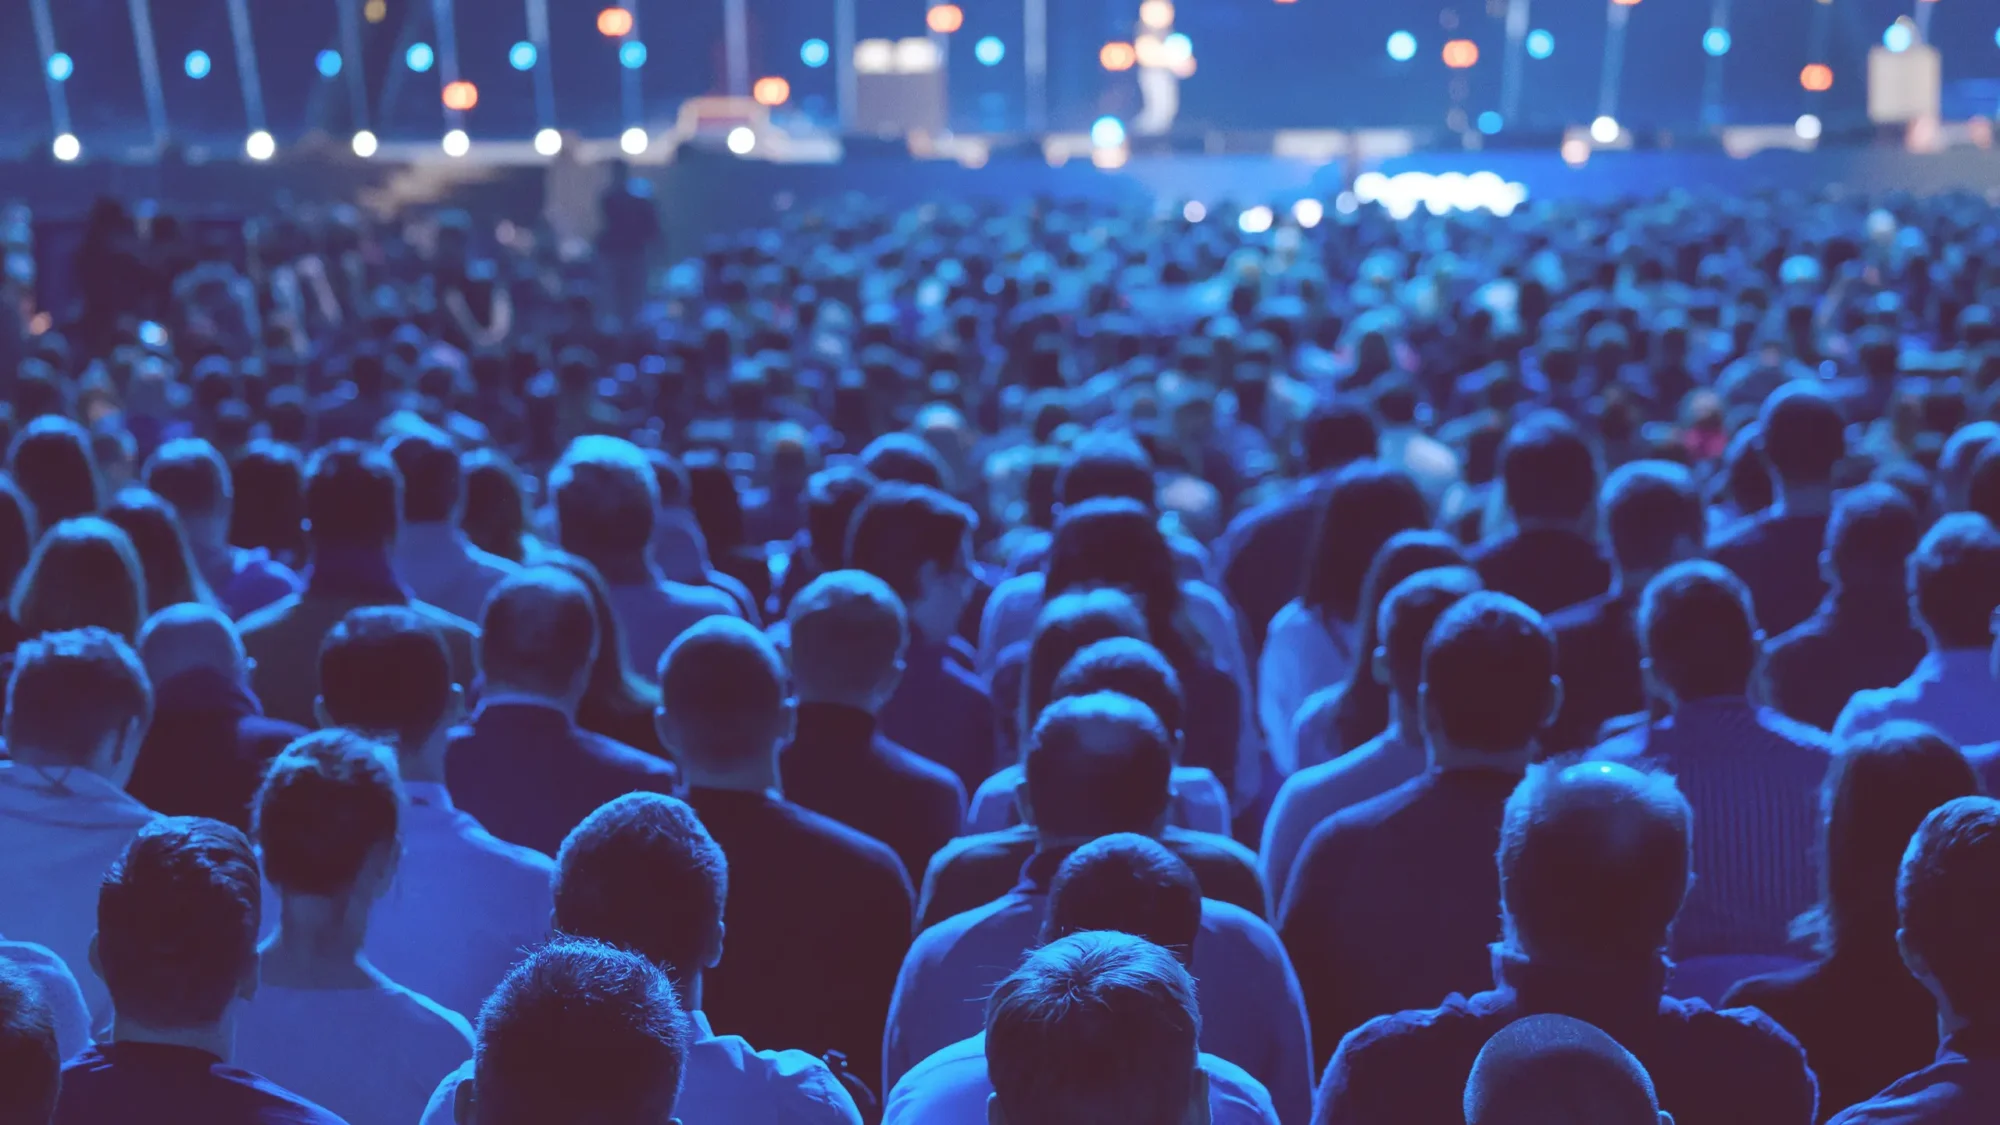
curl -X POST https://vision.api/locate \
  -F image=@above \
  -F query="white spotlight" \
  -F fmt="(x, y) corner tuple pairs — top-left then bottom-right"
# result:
(350, 130), (379, 158)
(442, 129), (470, 157)
(622, 127), (652, 155)
(1795, 113), (1823, 141)
(725, 126), (755, 155)
(1182, 200), (1207, 223)
(245, 130), (275, 161)
(1589, 116), (1620, 145)
(52, 133), (80, 162)
(534, 128), (563, 156)
(1238, 205), (1274, 234)
(1292, 199), (1325, 228)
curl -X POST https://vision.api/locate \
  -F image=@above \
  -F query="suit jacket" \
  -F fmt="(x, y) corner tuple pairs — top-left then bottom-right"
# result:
(780, 703), (967, 887)
(1764, 592), (1928, 732)
(878, 640), (997, 796)
(445, 700), (680, 856)
(240, 589), (477, 729)
(126, 668), (306, 831)
(1712, 509), (1831, 638)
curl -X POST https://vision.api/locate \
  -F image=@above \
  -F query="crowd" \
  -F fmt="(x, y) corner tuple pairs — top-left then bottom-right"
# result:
(1, 174), (1999, 1125)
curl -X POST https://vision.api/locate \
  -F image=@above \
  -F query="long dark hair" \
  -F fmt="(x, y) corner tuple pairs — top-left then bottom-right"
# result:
(9, 416), (104, 527)
(539, 552), (663, 753)
(0, 476), (39, 606)
(1301, 461), (1430, 625)
(1325, 530), (1469, 754)
(462, 450), (531, 563)
(1044, 497), (1206, 673)
(104, 487), (217, 610)
(12, 517), (148, 641)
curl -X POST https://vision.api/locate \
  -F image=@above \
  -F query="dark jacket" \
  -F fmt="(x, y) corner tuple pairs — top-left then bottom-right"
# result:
(1473, 526), (1612, 616)
(878, 639), (997, 796)
(1712, 510), (1832, 638)
(1547, 589), (1645, 752)
(781, 702), (968, 887)
(1764, 591), (1929, 732)
(126, 668), (305, 831)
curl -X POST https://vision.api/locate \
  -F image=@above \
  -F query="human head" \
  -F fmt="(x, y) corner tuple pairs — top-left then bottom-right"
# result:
(801, 464), (877, 571)
(550, 436), (659, 559)
(1899, 796), (2000, 1028)
(1421, 592), (1558, 758)
(461, 450), (529, 563)
(1022, 692), (1174, 841)
(844, 481), (976, 644)
(462, 937), (690, 1125)
(0, 476), (35, 607)
(553, 794), (726, 993)
(786, 570), (907, 712)
(1052, 638), (1186, 751)
(11, 516), (147, 641)
(1939, 421), (2000, 511)
(1056, 433), (1156, 509)
(1347, 529), (1469, 690)
(253, 730), (402, 903)
(1499, 411), (1598, 526)
(1639, 561), (1760, 705)
(985, 931), (1207, 1125)
(386, 425), (464, 524)
(1825, 482), (1922, 595)
(1909, 513), (2000, 651)
(1040, 834), (1202, 965)
(1600, 461), (1705, 578)
(655, 616), (791, 784)
(480, 567), (600, 704)
(536, 553), (655, 718)
(317, 607), (459, 758)
(137, 603), (245, 691)
(1376, 567), (1482, 703)
(227, 441), (306, 560)
(142, 437), (233, 544)
(860, 432), (949, 490)
(1024, 589), (1150, 739)
(1758, 382), (1846, 489)
(1303, 462), (1430, 622)
(304, 440), (402, 551)
(9, 415), (102, 527)
(5, 627), (150, 781)
(93, 817), (260, 1032)
(1301, 398), (1378, 473)
(0, 961), (59, 1125)
(103, 487), (212, 610)
(1464, 1014), (1666, 1125)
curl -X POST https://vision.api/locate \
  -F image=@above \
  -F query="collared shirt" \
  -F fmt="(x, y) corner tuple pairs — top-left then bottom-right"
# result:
(1260, 726), (1426, 918)
(363, 782), (555, 1022)
(1259, 600), (1354, 776)
(885, 1034), (1280, 1125)
(0, 762), (158, 1032)
(780, 703), (968, 887)
(1712, 509), (1831, 638)
(605, 576), (742, 680)
(877, 640), (998, 796)
(1764, 592), (1928, 732)
(1835, 649), (2000, 749)
(1828, 1025), (2000, 1125)
(966, 764), (1229, 837)
(392, 522), (522, 625)
(419, 1010), (864, 1125)
(1592, 698), (1830, 958)
(0, 937), (91, 1062)
(1472, 526), (1611, 616)
(233, 977), (472, 1125)
(55, 1041), (347, 1125)
(882, 860), (1312, 1124)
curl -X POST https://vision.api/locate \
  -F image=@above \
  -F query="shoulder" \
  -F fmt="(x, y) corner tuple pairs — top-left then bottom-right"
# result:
(1835, 684), (1900, 735)
(783, 800), (913, 889)
(409, 601), (480, 641)
(879, 737), (968, 798)
(1326, 994), (1496, 1082)
(665, 580), (741, 614)
(926, 826), (1031, 874)
(1757, 707), (1837, 753)
(699, 1034), (864, 1124)
(576, 726), (678, 777)
(1199, 1052), (1282, 1124)
(1669, 995), (1814, 1074)
(418, 1061), (474, 1125)
(1163, 825), (1260, 871)
(384, 980), (479, 1046)
(449, 813), (560, 877)
(236, 594), (306, 636)
(1198, 899), (1288, 964)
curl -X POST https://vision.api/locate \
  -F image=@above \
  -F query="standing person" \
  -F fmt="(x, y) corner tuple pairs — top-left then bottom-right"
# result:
(1462, 1015), (1668, 1125)
(598, 161), (661, 327)
(385, 426), (521, 625)
(1472, 412), (1611, 616)
(234, 732), (474, 1125)
(1713, 384), (1846, 637)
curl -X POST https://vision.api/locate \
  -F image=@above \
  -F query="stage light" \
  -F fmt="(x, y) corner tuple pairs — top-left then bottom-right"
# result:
(47, 54), (72, 83)
(534, 128), (562, 155)
(1561, 138), (1590, 166)
(975, 36), (1005, 65)
(1387, 32), (1417, 62)
(1163, 33), (1192, 65)
(1478, 111), (1504, 135)
(598, 7), (634, 37)
(316, 50), (342, 78)
(52, 134), (79, 162)
(620, 42), (648, 68)
(622, 127), (651, 155)
(1101, 42), (1137, 71)
(1884, 22), (1914, 52)
(1293, 199), (1324, 228)
(927, 5), (964, 34)
(1335, 192), (1359, 215)
(753, 76), (790, 106)
(351, 130), (379, 157)
(1703, 28), (1731, 56)
(1091, 116), (1126, 148)
(1141, 1), (1174, 30)
(443, 81), (479, 111)
(1590, 115), (1620, 144)
(246, 131), (275, 161)
(1526, 30), (1554, 59)
(1801, 63), (1833, 92)
(442, 129), (470, 157)
(1795, 113), (1823, 141)
(801, 39), (831, 67)
(1239, 206), (1274, 234)
(1442, 39), (1479, 68)
(1183, 201), (1207, 223)
(726, 126), (756, 155)
(364, 0), (387, 22)
(1612, 0), (1640, 5)
(184, 51), (211, 79)
(509, 42), (538, 71)
(407, 43), (435, 72)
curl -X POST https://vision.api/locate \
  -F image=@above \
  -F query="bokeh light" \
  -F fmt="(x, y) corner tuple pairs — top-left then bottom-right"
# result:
(1183, 201), (1207, 223)
(1140, 0), (1175, 30)
(1239, 206), (1274, 235)
(534, 129), (563, 156)
(926, 4), (964, 34)
(975, 36), (1006, 65)
(442, 129), (470, 158)
(47, 53), (73, 83)
(1590, 115), (1621, 143)
(1091, 116), (1127, 148)
(184, 51), (212, 79)
(801, 39), (831, 67)
(245, 131), (275, 161)
(1703, 28), (1732, 56)
(597, 8), (634, 37)
(442, 81), (479, 111)
(1477, 111), (1504, 135)
(619, 42), (648, 68)
(1442, 39), (1480, 69)
(364, 0), (387, 22)
(351, 130), (379, 158)
(509, 42), (538, 71)
(622, 127), (652, 155)
(316, 50), (343, 78)
(1801, 63), (1834, 92)
(52, 134), (80, 162)
(1795, 114), (1823, 141)
(1526, 30), (1554, 59)
(753, 76), (791, 106)
(1883, 21), (1914, 52)
(406, 43), (435, 72)
(1292, 199), (1324, 228)
(1101, 41), (1137, 71)
(726, 127), (756, 155)
(1387, 32), (1418, 62)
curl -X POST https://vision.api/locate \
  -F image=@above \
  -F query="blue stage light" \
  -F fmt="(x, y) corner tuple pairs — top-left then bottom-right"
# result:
(316, 50), (342, 78)
(47, 53), (73, 82)
(1386, 32), (1417, 62)
(1883, 23), (1913, 53)
(1525, 30), (1554, 59)
(184, 51), (211, 79)
(509, 42), (538, 71)
(1477, 111), (1504, 135)
(1090, 116), (1126, 148)
(619, 41), (648, 68)
(407, 43), (435, 72)
(975, 36), (1005, 65)
(801, 38), (830, 67)
(1702, 28), (1731, 57)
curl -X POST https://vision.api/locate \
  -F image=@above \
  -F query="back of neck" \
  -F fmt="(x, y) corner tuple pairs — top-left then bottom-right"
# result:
(262, 896), (376, 988)
(111, 1016), (235, 1061)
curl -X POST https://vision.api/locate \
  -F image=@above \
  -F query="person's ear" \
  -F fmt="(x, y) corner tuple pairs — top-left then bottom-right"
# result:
(1541, 674), (1564, 732)
(442, 684), (467, 728)
(1013, 776), (1035, 827)
(1185, 1066), (1212, 1125)
(452, 1076), (477, 1125)
(314, 697), (333, 730)
(1371, 646), (1390, 690)
(707, 919), (726, 971)
(986, 1092), (1006, 1125)
(879, 659), (907, 705)
(238, 936), (260, 1003)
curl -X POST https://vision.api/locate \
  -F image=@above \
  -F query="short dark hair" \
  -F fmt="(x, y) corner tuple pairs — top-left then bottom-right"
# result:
(802, 464), (877, 570)
(5, 627), (150, 766)
(1759, 383), (1846, 487)
(1042, 834), (1202, 964)
(1828, 482), (1922, 591)
(253, 731), (401, 896)
(304, 441), (402, 547)
(480, 567), (599, 698)
(385, 425), (463, 523)
(1024, 589), (1150, 737)
(656, 616), (787, 762)
(859, 433), (948, 490)
(554, 794), (727, 992)
(1909, 513), (2000, 649)
(96, 817), (260, 1029)
(8, 415), (102, 527)
(986, 932), (1201, 1125)
(473, 937), (691, 1125)
(1422, 592), (1556, 754)
(1898, 796), (2000, 1025)
(1024, 692), (1174, 838)
(1380, 567), (1482, 700)
(1500, 412), (1598, 524)
(844, 482), (974, 604)
(1600, 461), (1704, 572)
(1302, 398), (1379, 472)
(1464, 1014), (1661, 1125)
(1052, 639), (1186, 747)
(1303, 461), (1431, 620)
(11, 517), (147, 642)
(143, 438), (231, 520)
(1057, 433), (1156, 509)
(1639, 560), (1759, 700)
(786, 570), (907, 702)
(319, 608), (454, 751)
(1500, 761), (1692, 962)
(1966, 444), (2000, 532)
(0, 962), (59, 1125)
(550, 437), (658, 557)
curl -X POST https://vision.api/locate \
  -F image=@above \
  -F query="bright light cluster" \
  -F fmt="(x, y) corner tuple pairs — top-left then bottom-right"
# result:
(1351, 170), (1529, 220)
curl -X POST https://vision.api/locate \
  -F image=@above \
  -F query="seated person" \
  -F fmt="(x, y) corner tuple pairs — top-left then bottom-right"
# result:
(1463, 1014), (1668, 1125)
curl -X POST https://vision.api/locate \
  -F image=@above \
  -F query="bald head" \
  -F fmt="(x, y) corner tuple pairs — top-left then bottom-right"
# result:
(656, 617), (791, 781)
(1465, 1015), (1666, 1125)
(137, 603), (245, 687)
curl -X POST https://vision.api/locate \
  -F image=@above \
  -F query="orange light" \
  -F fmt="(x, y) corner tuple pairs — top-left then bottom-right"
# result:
(1800, 63), (1833, 92)
(752, 76), (791, 106)
(1612, 0), (1642, 6)
(1101, 41), (1137, 70)
(926, 4), (964, 33)
(597, 7), (634, 37)
(442, 80), (479, 111)
(1442, 39), (1480, 68)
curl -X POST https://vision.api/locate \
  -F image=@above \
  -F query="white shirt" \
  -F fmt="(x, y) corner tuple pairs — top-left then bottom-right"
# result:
(1260, 725), (1427, 917)
(234, 975), (474, 1125)
(0, 938), (92, 1061)
(1835, 648), (2000, 748)
(964, 764), (1230, 836)
(419, 1009), (864, 1125)
(1258, 600), (1355, 775)
(884, 1034), (1280, 1125)
(882, 893), (1313, 1125)
(364, 783), (555, 1021)
(393, 523), (522, 626)
(0, 762), (158, 1032)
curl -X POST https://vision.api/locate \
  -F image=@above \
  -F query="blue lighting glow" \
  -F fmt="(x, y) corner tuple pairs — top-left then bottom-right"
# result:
(801, 39), (831, 67)
(1386, 31), (1417, 63)
(1702, 28), (1731, 57)
(1525, 29), (1554, 60)
(47, 53), (73, 82)
(509, 41), (538, 71)
(974, 36), (1005, 65)
(619, 41), (648, 68)
(184, 50), (211, 79)
(1090, 115), (1126, 148)
(1477, 111), (1504, 135)
(316, 50), (342, 78)
(1884, 23), (1914, 52)
(406, 43), (435, 72)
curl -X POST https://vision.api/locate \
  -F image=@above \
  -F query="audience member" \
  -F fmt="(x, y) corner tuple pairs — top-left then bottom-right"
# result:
(535, 551), (669, 756)
(102, 487), (216, 611)
(0, 938), (88, 1069)
(0, 961), (61, 1125)
(1474, 412), (1611, 615)
(1713, 384), (1846, 636)
(10, 417), (102, 528)
(8, 517), (147, 644)
(774, 463), (878, 614)
(1462, 1014), (1666, 1125)
(143, 438), (301, 619)
(386, 425), (522, 624)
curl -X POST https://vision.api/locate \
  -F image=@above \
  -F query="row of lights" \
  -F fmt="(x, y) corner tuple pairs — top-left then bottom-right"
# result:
(51, 121), (764, 164)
